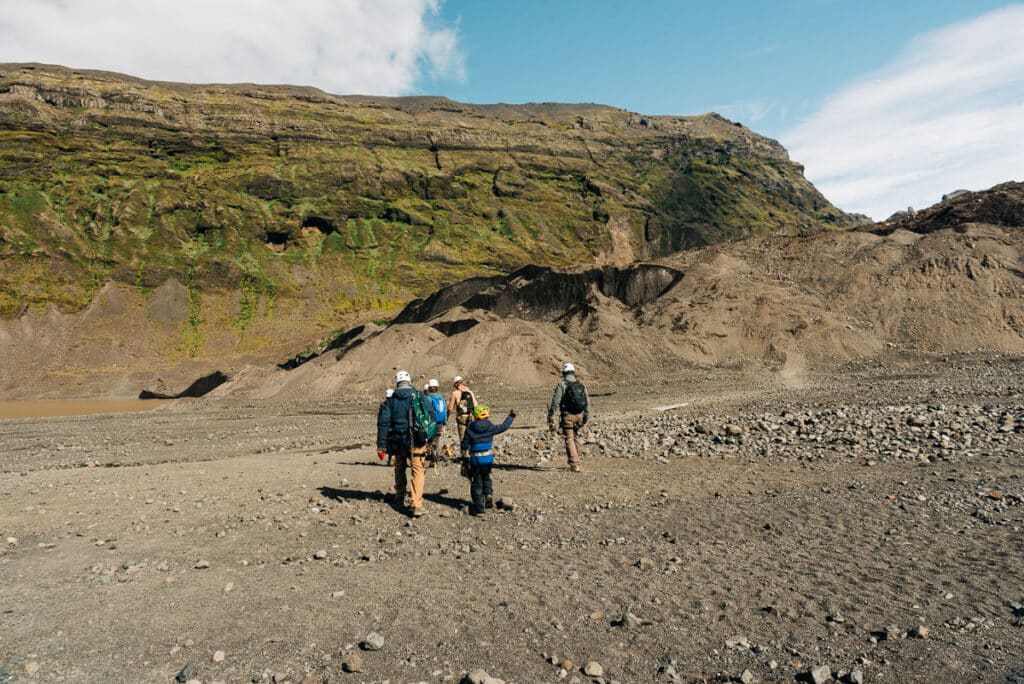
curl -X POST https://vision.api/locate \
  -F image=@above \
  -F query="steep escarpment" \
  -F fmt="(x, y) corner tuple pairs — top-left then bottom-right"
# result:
(230, 184), (1023, 402)
(0, 63), (852, 371)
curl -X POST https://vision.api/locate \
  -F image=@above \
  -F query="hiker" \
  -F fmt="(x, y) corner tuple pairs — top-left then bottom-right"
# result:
(460, 404), (515, 515)
(376, 370), (436, 517)
(448, 375), (478, 458)
(378, 388), (395, 466)
(425, 378), (448, 462)
(547, 362), (590, 473)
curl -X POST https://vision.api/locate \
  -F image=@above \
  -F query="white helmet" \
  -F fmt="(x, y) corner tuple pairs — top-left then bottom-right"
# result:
(428, 378), (440, 388)
(561, 362), (576, 375)
(385, 388), (394, 398)
(453, 375), (464, 386)
(423, 382), (430, 391)
(395, 370), (411, 384)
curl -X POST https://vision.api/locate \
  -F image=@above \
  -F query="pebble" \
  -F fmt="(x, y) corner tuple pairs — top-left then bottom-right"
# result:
(725, 635), (751, 650)
(808, 665), (831, 684)
(740, 669), (755, 684)
(342, 654), (364, 673)
(910, 624), (929, 639)
(175, 662), (198, 682)
(634, 558), (655, 571)
(25, 661), (40, 674)
(314, 549), (328, 560)
(194, 560), (210, 570)
(361, 631), (385, 651)
(583, 661), (603, 677)
(332, 591), (345, 598)
(619, 612), (642, 629)
(464, 669), (504, 684)
(212, 650), (225, 663)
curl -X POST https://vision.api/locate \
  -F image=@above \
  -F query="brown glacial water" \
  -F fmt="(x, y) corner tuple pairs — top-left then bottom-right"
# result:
(0, 399), (170, 420)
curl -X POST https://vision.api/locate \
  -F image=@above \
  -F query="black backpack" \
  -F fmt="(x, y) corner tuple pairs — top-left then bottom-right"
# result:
(560, 380), (587, 414)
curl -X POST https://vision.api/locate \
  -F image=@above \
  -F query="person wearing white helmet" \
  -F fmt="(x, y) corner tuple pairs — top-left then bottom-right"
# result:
(447, 375), (478, 459)
(424, 378), (448, 463)
(547, 362), (590, 472)
(376, 370), (436, 517)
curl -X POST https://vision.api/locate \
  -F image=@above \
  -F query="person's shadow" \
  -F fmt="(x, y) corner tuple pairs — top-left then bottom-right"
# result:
(319, 486), (466, 515)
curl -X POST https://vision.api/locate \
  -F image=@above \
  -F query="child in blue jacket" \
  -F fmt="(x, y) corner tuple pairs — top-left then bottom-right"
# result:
(460, 404), (515, 515)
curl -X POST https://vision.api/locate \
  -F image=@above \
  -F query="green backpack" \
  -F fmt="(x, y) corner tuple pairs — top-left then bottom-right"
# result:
(409, 390), (438, 447)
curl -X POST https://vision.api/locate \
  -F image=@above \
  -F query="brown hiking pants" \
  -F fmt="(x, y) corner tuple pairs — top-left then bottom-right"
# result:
(393, 444), (426, 510)
(561, 412), (586, 467)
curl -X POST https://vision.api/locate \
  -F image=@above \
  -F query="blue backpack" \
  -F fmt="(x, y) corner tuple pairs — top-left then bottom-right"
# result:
(429, 392), (447, 423)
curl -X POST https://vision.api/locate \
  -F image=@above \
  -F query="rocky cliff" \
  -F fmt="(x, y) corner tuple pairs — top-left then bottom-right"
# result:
(0, 63), (854, 381)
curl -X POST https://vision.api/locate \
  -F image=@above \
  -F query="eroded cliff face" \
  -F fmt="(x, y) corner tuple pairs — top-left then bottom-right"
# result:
(0, 63), (854, 368)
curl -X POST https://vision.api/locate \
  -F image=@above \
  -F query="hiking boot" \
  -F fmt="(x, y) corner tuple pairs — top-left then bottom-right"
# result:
(570, 464), (581, 473)
(485, 497), (494, 509)
(469, 506), (484, 516)
(412, 507), (424, 518)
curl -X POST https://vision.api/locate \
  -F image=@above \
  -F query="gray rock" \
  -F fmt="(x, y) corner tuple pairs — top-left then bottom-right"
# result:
(584, 661), (603, 677)
(463, 669), (504, 684)
(194, 559), (210, 570)
(725, 635), (751, 650)
(360, 631), (384, 651)
(809, 665), (831, 684)
(740, 669), (755, 684)
(314, 549), (328, 560)
(845, 668), (864, 684)
(175, 662), (198, 683)
(619, 611), (642, 629)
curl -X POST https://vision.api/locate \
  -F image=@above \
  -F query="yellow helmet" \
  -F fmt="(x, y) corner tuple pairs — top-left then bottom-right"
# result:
(473, 404), (490, 419)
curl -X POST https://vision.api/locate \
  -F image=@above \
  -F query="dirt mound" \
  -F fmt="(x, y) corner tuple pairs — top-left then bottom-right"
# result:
(870, 181), (1024, 235)
(226, 212), (1023, 403)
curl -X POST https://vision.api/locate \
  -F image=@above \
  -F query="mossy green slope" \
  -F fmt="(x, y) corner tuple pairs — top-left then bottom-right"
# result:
(0, 63), (857, 358)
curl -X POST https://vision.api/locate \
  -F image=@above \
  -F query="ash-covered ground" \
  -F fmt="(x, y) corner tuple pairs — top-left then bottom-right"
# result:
(2, 356), (1023, 684)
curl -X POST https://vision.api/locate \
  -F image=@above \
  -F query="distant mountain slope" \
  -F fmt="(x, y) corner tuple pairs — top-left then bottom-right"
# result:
(230, 183), (1023, 402)
(0, 63), (855, 366)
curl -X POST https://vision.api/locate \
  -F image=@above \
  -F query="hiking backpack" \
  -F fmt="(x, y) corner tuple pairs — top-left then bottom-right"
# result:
(429, 391), (447, 423)
(456, 389), (475, 416)
(560, 380), (588, 414)
(409, 390), (438, 447)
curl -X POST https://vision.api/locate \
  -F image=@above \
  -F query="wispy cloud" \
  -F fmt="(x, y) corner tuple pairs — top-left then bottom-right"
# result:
(737, 44), (783, 60)
(713, 99), (781, 126)
(0, 0), (465, 95)
(781, 5), (1024, 220)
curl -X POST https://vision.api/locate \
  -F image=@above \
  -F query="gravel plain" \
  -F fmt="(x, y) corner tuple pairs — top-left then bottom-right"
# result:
(2, 356), (1023, 683)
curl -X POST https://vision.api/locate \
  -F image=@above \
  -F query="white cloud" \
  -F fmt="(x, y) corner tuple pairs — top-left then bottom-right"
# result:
(0, 0), (464, 96)
(781, 5), (1024, 220)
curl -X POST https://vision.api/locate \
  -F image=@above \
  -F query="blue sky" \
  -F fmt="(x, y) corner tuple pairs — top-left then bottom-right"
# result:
(428, 1), (1010, 132)
(2, 0), (1022, 219)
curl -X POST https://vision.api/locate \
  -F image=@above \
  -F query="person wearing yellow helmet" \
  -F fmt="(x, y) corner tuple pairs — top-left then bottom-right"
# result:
(460, 403), (516, 515)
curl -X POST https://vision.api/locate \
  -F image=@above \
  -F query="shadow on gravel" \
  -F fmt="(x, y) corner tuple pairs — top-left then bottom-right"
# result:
(423, 489), (467, 511)
(318, 485), (468, 514)
(492, 463), (547, 472)
(318, 486), (405, 515)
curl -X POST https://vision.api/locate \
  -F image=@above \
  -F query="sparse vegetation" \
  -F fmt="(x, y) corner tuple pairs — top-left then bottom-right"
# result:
(0, 65), (855, 358)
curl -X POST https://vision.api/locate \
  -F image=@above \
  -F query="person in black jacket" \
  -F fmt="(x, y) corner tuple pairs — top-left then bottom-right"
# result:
(460, 404), (515, 515)
(376, 370), (435, 517)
